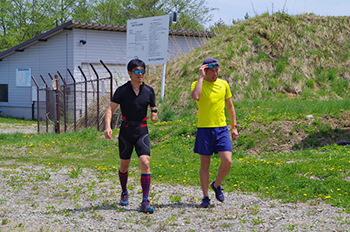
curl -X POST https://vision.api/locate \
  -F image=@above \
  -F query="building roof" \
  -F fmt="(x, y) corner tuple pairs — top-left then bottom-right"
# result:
(0, 20), (213, 61)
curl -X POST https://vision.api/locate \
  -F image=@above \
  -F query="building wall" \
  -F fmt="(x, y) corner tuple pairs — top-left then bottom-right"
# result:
(0, 30), (75, 119)
(71, 29), (128, 84)
(0, 28), (208, 120)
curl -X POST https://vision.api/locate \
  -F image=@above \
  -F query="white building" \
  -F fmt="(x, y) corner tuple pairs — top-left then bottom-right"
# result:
(0, 20), (211, 120)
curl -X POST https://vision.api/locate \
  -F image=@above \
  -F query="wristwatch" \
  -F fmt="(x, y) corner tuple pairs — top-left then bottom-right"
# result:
(151, 109), (158, 113)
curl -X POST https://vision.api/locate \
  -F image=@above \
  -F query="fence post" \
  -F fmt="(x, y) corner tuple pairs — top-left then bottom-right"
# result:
(90, 63), (100, 131)
(67, 69), (77, 131)
(78, 66), (88, 128)
(31, 76), (40, 133)
(100, 60), (114, 99)
(57, 71), (68, 132)
(40, 75), (49, 133)
(54, 75), (60, 134)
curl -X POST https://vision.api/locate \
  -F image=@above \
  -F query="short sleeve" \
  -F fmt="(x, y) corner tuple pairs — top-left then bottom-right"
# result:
(111, 87), (122, 104)
(191, 81), (198, 92)
(150, 87), (156, 107)
(224, 81), (232, 99)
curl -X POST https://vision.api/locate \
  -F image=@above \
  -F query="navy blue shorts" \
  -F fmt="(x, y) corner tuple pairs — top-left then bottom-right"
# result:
(118, 126), (151, 159)
(194, 127), (232, 156)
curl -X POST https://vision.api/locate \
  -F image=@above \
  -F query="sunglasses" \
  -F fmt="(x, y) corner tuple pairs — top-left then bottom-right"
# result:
(207, 63), (219, 68)
(133, 69), (146, 75)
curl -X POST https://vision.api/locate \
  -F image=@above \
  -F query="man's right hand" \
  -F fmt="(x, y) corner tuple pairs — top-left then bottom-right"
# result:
(105, 129), (112, 139)
(104, 102), (119, 139)
(199, 64), (207, 77)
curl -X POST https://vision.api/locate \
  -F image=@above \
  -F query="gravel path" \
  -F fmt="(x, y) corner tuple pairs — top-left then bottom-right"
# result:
(0, 123), (38, 134)
(0, 165), (349, 232)
(1, 124), (350, 231)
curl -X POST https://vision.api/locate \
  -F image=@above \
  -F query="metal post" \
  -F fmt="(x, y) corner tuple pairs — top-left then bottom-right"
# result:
(31, 76), (40, 133)
(67, 69), (77, 131)
(90, 64), (100, 131)
(78, 66), (88, 128)
(100, 60), (114, 99)
(160, 63), (166, 101)
(54, 75), (60, 134)
(40, 75), (49, 133)
(31, 101), (34, 120)
(57, 71), (67, 132)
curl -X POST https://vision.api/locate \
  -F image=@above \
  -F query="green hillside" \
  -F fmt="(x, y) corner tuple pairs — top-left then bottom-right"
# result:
(154, 13), (350, 119)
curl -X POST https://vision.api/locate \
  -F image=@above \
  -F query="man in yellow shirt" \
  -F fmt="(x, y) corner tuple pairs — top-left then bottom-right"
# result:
(191, 58), (239, 208)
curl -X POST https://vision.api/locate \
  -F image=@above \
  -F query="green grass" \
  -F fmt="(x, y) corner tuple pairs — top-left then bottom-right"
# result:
(1, 99), (350, 211)
(155, 14), (350, 121)
(235, 99), (350, 122)
(0, 117), (36, 126)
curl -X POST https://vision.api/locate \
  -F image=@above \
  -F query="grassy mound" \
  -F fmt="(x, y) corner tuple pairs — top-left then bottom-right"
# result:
(154, 13), (350, 120)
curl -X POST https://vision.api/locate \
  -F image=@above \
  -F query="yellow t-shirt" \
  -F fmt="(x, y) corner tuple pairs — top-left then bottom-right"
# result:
(191, 78), (232, 128)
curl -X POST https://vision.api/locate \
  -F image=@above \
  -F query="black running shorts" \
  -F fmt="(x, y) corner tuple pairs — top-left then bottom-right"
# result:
(118, 126), (151, 159)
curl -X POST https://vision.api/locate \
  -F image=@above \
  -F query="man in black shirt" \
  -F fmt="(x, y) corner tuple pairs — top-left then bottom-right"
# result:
(105, 59), (157, 214)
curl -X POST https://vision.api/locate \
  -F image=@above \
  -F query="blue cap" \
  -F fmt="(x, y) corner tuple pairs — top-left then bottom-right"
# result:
(202, 58), (218, 65)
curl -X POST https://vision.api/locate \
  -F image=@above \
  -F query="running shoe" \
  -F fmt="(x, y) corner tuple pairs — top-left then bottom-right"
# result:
(140, 200), (154, 214)
(200, 196), (211, 208)
(211, 181), (224, 202)
(119, 191), (129, 206)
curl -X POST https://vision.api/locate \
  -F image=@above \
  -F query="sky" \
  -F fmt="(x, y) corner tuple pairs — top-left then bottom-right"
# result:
(205, 0), (350, 27)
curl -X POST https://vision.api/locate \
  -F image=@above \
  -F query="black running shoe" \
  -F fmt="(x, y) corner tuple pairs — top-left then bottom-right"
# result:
(211, 181), (224, 202)
(200, 196), (211, 208)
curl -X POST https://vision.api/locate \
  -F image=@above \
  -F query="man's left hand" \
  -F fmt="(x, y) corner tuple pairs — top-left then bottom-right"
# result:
(231, 128), (238, 141)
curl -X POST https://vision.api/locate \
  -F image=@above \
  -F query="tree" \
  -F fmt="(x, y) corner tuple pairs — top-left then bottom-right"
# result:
(121, 0), (165, 20)
(87, 0), (213, 31)
(88, 0), (126, 25)
(72, 0), (94, 23)
(162, 0), (213, 31)
(0, 0), (216, 52)
(0, 0), (17, 50)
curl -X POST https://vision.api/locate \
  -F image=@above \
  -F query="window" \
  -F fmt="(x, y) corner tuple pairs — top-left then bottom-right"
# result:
(0, 84), (8, 102)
